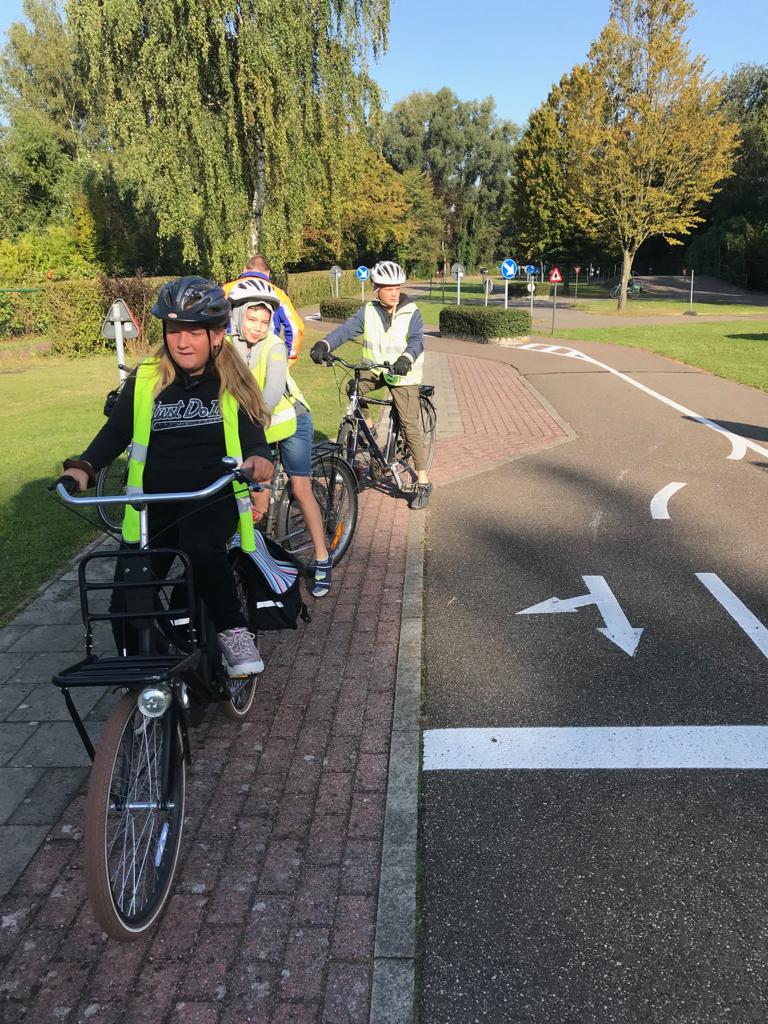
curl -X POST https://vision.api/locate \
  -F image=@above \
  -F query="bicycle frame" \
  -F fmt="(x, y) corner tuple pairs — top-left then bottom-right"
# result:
(339, 364), (411, 492)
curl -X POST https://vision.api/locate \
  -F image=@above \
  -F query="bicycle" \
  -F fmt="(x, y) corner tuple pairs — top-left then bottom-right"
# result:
(53, 460), (264, 940)
(609, 278), (644, 299)
(327, 355), (437, 495)
(94, 376), (358, 571)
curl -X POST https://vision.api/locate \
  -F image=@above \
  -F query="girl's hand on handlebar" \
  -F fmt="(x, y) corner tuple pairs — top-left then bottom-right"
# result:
(240, 455), (273, 484)
(56, 467), (90, 493)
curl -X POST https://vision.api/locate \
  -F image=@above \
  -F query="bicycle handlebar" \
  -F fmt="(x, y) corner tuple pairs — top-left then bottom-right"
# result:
(325, 354), (392, 372)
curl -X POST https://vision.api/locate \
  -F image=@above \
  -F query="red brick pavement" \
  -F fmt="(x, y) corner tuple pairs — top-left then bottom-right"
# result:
(0, 347), (570, 1023)
(0, 488), (408, 1024)
(429, 353), (567, 486)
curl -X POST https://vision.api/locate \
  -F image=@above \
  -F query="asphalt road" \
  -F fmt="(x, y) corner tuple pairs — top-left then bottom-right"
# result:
(421, 337), (768, 1023)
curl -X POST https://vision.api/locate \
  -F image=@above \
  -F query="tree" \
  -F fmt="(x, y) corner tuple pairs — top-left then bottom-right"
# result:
(559, 0), (739, 308)
(383, 89), (518, 270)
(69, 0), (389, 278)
(397, 169), (443, 275)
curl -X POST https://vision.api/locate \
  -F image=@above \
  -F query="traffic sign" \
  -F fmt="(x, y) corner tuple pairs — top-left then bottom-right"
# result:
(101, 299), (140, 340)
(526, 282), (535, 293)
(549, 267), (563, 284)
(329, 265), (343, 279)
(500, 258), (518, 280)
(525, 264), (538, 276)
(450, 262), (466, 281)
(574, 265), (582, 275)
(356, 266), (369, 281)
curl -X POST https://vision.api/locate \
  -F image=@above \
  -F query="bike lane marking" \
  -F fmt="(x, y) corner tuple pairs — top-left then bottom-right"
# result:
(519, 342), (768, 462)
(697, 572), (768, 658)
(650, 481), (687, 519)
(423, 725), (768, 771)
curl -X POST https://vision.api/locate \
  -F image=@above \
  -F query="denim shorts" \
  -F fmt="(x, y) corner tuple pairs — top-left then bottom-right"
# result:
(279, 410), (314, 477)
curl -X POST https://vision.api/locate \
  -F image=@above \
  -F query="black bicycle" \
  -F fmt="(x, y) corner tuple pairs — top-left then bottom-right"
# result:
(328, 355), (437, 494)
(53, 461), (264, 941)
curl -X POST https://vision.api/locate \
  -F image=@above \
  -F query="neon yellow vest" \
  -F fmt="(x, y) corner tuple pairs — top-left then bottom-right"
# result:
(362, 301), (423, 386)
(122, 359), (256, 552)
(252, 331), (310, 444)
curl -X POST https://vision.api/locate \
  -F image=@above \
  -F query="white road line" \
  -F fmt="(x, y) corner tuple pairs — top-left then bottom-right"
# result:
(650, 481), (687, 519)
(423, 726), (768, 771)
(519, 343), (768, 462)
(696, 573), (768, 658)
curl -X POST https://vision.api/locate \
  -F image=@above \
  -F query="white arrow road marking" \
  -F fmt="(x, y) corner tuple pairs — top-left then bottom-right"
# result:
(517, 575), (643, 656)
(650, 481), (687, 519)
(423, 726), (768, 771)
(696, 573), (768, 659)
(519, 343), (768, 462)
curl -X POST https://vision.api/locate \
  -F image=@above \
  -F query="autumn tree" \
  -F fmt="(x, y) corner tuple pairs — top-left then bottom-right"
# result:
(69, 0), (389, 278)
(559, 0), (739, 308)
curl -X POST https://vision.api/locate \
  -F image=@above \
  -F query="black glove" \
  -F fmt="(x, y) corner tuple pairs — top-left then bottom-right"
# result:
(310, 340), (331, 365)
(392, 355), (412, 377)
(49, 474), (81, 495)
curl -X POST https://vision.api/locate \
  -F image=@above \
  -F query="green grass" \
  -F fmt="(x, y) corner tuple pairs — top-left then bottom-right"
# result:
(0, 329), (364, 624)
(574, 298), (768, 317)
(556, 320), (768, 392)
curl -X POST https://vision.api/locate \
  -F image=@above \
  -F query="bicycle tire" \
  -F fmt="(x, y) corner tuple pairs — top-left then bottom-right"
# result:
(395, 396), (437, 476)
(610, 284), (621, 299)
(95, 449), (131, 535)
(84, 692), (186, 941)
(220, 556), (259, 721)
(275, 450), (358, 570)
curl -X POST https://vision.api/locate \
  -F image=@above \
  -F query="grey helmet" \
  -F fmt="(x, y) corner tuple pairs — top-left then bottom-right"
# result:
(229, 278), (280, 337)
(370, 261), (406, 287)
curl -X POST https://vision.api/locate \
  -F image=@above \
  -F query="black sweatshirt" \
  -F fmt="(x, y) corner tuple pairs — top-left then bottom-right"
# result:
(80, 369), (271, 493)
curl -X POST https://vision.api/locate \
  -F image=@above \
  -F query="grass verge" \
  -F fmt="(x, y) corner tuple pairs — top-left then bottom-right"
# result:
(0, 328), (363, 624)
(556, 320), (768, 392)
(574, 299), (768, 317)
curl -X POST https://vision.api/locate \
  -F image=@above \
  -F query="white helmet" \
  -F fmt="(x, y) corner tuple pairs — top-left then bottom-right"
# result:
(229, 278), (280, 311)
(370, 261), (406, 287)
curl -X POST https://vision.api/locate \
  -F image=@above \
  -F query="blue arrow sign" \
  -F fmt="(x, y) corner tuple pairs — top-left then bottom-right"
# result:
(525, 264), (538, 276)
(356, 266), (369, 281)
(500, 258), (518, 280)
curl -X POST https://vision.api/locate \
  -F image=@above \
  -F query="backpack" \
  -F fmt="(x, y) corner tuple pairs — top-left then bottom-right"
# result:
(229, 533), (311, 632)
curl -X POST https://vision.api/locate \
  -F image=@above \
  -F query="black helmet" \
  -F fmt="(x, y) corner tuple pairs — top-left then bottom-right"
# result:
(151, 276), (230, 327)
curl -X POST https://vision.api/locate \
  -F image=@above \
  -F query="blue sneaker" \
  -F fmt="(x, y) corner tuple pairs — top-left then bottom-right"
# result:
(312, 557), (332, 598)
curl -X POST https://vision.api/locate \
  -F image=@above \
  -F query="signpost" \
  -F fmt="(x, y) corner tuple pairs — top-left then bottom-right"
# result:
(101, 299), (140, 381)
(689, 268), (695, 313)
(527, 279), (536, 320)
(356, 265), (369, 304)
(548, 266), (563, 335)
(451, 261), (466, 305)
(574, 265), (582, 302)
(500, 258), (518, 309)
(329, 264), (343, 299)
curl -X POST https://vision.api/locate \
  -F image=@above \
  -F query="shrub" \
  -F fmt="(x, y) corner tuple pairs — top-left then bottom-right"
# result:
(503, 280), (550, 298)
(100, 274), (173, 352)
(439, 305), (532, 341)
(0, 289), (48, 338)
(319, 298), (361, 321)
(288, 269), (361, 308)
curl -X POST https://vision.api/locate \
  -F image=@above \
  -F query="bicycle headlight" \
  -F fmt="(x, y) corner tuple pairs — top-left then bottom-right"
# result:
(138, 684), (172, 718)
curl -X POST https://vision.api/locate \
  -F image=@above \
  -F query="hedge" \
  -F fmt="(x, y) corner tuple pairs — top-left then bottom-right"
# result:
(47, 274), (173, 356)
(287, 268), (366, 308)
(319, 298), (361, 321)
(0, 289), (48, 337)
(439, 305), (532, 341)
(503, 280), (551, 297)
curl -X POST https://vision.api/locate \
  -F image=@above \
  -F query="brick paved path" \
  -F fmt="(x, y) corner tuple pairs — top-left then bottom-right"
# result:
(0, 345), (571, 1023)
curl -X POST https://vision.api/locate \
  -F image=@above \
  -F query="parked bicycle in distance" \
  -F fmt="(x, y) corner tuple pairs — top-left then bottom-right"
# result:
(327, 354), (437, 496)
(53, 460), (263, 941)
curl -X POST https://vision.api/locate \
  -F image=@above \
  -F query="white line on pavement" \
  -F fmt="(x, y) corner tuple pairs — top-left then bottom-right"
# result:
(423, 725), (768, 770)
(519, 343), (768, 462)
(696, 573), (768, 658)
(650, 481), (687, 519)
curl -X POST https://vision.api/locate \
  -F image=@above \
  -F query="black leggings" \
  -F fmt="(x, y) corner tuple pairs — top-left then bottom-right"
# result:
(111, 495), (246, 652)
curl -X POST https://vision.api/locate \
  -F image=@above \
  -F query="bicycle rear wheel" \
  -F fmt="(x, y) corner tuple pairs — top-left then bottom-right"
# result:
(395, 395), (437, 477)
(95, 448), (131, 535)
(276, 450), (358, 570)
(220, 556), (259, 721)
(84, 692), (186, 941)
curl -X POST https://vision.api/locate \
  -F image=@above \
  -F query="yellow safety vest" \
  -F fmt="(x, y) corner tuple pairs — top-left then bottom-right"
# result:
(122, 359), (256, 552)
(362, 301), (423, 386)
(252, 331), (310, 444)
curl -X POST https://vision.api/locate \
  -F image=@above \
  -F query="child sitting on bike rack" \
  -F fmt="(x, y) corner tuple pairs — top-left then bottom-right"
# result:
(228, 277), (334, 598)
(57, 276), (274, 678)
(310, 260), (433, 510)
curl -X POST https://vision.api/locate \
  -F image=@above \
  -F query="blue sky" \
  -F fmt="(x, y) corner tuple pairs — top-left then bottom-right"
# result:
(1, 0), (766, 126)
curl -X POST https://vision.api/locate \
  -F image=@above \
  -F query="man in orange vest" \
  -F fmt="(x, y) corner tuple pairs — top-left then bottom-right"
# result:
(224, 255), (304, 366)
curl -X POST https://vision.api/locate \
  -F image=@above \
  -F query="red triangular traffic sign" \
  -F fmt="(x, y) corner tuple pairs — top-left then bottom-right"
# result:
(549, 267), (563, 284)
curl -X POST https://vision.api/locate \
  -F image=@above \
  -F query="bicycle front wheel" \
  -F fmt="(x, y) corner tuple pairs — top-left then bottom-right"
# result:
(276, 451), (359, 569)
(84, 693), (186, 941)
(95, 448), (131, 535)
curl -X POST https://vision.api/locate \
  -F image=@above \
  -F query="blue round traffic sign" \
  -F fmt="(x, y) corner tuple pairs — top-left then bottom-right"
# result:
(525, 264), (538, 276)
(356, 266), (369, 281)
(500, 258), (518, 280)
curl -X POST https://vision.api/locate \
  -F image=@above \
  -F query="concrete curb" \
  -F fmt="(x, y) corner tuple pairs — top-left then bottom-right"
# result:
(369, 509), (425, 1024)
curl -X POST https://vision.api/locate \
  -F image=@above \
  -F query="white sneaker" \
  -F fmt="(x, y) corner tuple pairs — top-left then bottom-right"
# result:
(218, 627), (264, 677)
